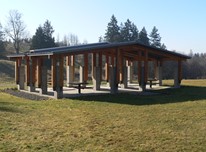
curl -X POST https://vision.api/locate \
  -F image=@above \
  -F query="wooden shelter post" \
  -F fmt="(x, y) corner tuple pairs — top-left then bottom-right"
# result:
(15, 58), (20, 84)
(144, 50), (148, 86)
(120, 56), (128, 88)
(174, 60), (182, 88)
(127, 61), (133, 83)
(119, 51), (123, 84)
(19, 62), (25, 90)
(138, 51), (142, 89)
(36, 58), (42, 88)
(155, 60), (163, 86)
(105, 55), (109, 82)
(16, 58), (25, 90)
(25, 57), (30, 86)
(66, 55), (74, 87)
(99, 52), (102, 81)
(80, 53), (89, 83)
(110, 48), (118, 94)
(39, 58), (48, 95)
(138, 51), (147, 91)
(52, 56), (63, 99)
(83, 53), (88, 82)
(27, 57), (35, 92)
(92, 52), (101, 91)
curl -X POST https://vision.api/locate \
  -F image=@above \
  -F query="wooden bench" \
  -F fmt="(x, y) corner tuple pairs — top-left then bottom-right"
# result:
(69, 82), (88, 94)
(147, 79), (159, 88)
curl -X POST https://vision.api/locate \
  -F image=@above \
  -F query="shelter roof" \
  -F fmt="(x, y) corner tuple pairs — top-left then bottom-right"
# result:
(7, 41), (190, 60)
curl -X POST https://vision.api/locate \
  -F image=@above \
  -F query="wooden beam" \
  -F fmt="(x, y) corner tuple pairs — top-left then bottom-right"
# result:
(132, 45), (184, 61)
(138, 51), (142, 85)
(36, 58), (42, 88)
(66, 55), (71, 66)
(51, 57), (56, 89)
(25, 57), (30, 86)
(98, 52), (102, 81)
(31, 57), (37, 85)
(92, 53), (96, 67)
(71, 55), (75, 81)
(92, 53), (96, 76)
(59, 56), (64, 88)
(119, 51), (123, 83)
(144, 50), (148, 84)
(15, 58), (21, 84)
(115, 48), (119, 84)
(111, 55), (114, 67)
(178, 60), (182, 83)
(105, 55), (109, 81)
(84, 53), (88, 82)
(154, 60), (157, 79)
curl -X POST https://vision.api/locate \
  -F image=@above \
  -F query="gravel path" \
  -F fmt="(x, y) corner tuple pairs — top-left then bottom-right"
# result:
(2, 89), (50, 101)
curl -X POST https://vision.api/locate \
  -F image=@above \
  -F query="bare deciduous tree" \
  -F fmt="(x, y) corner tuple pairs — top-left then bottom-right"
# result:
(4, 10), (26, 54)
(61, 34), (79, 46)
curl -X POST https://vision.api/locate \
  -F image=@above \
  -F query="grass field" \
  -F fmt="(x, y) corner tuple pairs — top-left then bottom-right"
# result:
(0, 79), (206, 151)
(0, 59), (16, 90)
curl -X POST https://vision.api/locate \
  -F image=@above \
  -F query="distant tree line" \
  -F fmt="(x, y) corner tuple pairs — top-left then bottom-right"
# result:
(0, 11), (205, 79)
(162, 52), (206, 79)
(101, 15), (166, 49)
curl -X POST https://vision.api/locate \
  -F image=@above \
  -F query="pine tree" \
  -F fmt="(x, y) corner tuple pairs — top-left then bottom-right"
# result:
(0, 23), (5, 51)
(130, 23), (138, 41)
(31, 20), (56, 49)
(120, 19), (138, 42)
(149, 26), (161, 48)
(104, 15), (120, 42)
(138, 27), (149, 46)
(161, 43), (167, 49)
(43, 20), (55, 48)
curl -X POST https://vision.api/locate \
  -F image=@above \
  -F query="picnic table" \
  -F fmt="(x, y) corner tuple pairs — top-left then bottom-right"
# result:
(69, 82), (88, 94)
(147, 78), (159, 88)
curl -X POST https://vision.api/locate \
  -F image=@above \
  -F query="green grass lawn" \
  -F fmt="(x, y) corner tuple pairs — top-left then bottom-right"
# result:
(1, 80), (206, 151)
(0, 59), (16, 90)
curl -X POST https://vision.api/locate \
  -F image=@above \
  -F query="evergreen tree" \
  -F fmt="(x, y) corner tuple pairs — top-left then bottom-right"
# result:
(31, 20), (56, 49)
(104, 15), (120, 42)
(161, 43), (167, 49)
(149, 26), (161, 48)
(138, 27), (149, 46)
(120, 19), (138, 42)
(0, 23), (5, 51)
(130, 23), (139, 41)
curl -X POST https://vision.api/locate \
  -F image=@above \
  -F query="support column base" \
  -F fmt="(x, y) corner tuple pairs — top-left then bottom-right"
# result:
(121, 83), (127, 89)
(138, 87), (146, 92)
(17, 84), (21, 90)
(138, 83), (146, 92)
(28, 85), (35, 92)
(174, 82), (180, 88)
(54, 88), (63, 99)
(110, 67), (118, 94)
(39, 88), (47, 95)
(93, 67), (101, 91)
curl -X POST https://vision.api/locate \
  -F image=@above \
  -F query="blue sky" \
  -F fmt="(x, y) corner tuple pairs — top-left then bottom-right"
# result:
(1, 0), (206, 54)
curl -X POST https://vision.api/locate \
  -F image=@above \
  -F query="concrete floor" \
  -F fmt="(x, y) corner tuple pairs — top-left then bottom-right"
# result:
(28, 83), (169, 99)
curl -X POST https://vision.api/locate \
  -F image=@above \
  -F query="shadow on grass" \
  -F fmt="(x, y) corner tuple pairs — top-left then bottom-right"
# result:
(71, 86), (206, 106)
(0, 102), (22, 113)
